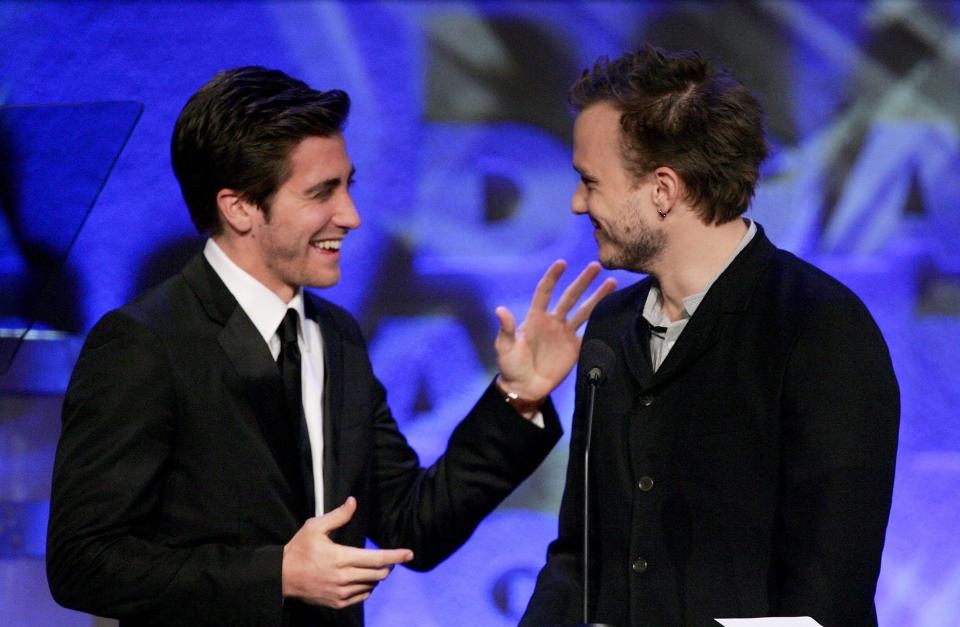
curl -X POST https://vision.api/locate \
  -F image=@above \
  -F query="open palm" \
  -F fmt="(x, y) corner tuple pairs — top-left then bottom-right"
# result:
(495, 261), (616, 401)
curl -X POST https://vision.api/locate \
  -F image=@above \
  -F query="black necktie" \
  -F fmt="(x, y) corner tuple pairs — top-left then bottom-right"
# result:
(276, 309), (315, 519)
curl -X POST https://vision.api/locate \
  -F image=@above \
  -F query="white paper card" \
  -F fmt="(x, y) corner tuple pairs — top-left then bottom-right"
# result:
(715, 618), (823, 627)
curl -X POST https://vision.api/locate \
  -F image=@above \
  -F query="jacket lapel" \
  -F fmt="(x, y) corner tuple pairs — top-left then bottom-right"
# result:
(619, 280), (655, 388)
(182, 254), (304, 512)
(647, 293), (723, 389)
(631, 225), (777, 391)
(218, 309), (295, 478)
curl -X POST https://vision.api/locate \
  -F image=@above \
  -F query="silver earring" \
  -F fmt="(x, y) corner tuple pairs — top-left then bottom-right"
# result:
(657, 208), (668, 220)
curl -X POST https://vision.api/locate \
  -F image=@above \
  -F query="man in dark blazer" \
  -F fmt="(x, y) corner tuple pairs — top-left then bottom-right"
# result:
(522, 46), (899, 626)
(46, 67), (615, 626)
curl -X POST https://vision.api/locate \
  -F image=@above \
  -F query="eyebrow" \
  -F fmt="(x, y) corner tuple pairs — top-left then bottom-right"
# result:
(304, 165), (357, 197)
(573, 165), (597, 181)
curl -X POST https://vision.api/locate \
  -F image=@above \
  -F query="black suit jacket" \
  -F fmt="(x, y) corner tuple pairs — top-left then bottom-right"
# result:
(47, 253), (561, 626)
(522, 225), (899, 626)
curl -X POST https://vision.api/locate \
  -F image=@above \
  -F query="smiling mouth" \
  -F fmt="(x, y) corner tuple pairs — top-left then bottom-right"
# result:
(310, 239), (342, 251)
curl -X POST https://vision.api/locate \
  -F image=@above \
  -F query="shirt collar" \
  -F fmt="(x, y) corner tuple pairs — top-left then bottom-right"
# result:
(203, 238), (305, 344)
(642, 218), (756, 326)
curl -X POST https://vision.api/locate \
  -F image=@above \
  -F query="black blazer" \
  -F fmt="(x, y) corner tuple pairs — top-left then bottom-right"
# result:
(47, 253), (561, 626)
(522, 225), (899, 627)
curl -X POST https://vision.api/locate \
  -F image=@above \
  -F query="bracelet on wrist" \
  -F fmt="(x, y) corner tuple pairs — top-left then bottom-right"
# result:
(495, 378), (545, 415)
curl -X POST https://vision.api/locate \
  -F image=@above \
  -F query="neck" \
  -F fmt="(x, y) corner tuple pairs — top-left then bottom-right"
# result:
(650, 216), (748, 321)
(212, 234), (297, 303)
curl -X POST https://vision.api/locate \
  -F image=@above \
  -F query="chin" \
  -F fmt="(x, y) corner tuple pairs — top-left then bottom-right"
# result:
(598, 257), (619, 271)
(313, 276), (340, 289)
(302, 270), (340, 289)
(596, 247), (621, 271)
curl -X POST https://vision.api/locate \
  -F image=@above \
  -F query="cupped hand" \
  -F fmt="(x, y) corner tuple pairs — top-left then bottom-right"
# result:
(282, 497), (414, 609)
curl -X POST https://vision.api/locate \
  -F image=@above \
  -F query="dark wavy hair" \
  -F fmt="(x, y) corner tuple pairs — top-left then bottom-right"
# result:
(570, 44), (768, 224)
(172, 66), (350, 234)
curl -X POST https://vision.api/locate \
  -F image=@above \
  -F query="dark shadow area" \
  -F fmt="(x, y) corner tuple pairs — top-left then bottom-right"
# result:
(133, 234), (205, 296)
(426, 15), (579, 143)
(917, 262), (960, 316)
(0, 101), (142, 375)
(636, 3), (798, 146)
(484, 172), (521, 223)
(354, 235), (498, 373)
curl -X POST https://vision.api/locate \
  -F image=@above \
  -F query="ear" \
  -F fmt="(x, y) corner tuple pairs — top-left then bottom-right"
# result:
(651, 166), (683, 211)
(216, 189), (257, 235)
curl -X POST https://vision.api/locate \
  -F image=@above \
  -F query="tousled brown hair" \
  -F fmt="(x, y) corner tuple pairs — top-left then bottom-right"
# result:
(570, 44), (768, 224)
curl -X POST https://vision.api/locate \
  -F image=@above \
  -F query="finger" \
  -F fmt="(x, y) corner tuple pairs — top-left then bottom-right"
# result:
(341, 565), (394, 584)
(339, 545), (414, 569)
(529, 260), (567, 312)
(335, 589), (372, 609)
(552, 262), (602, 317)
(568, 278), (617, 329)
(314, 496), (357, 535)
(338, 582), (376, 598)
(494, 306), (516, 347)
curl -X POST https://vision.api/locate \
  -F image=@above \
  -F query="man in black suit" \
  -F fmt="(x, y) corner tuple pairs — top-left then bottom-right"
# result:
(522, 45), (899, 626)
(46, 67), (615, 626)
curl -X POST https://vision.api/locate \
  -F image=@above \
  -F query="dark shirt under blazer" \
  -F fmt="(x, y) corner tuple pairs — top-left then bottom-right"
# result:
(522, 225), (899, 626)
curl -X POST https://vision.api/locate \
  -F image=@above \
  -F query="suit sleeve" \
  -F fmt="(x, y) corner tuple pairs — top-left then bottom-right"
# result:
(364, 375), (563, 571)
(519, 371), (587, 625)
(774, 296), (899, 625)
(330, 314), (562, 571)
(46, 311), (284, 626)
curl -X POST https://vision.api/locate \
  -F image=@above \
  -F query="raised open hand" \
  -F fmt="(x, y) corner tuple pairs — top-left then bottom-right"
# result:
(494, 260), (616, 404)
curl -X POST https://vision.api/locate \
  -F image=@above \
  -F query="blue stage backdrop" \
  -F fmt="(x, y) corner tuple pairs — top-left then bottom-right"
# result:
(1, 2), (958, 625)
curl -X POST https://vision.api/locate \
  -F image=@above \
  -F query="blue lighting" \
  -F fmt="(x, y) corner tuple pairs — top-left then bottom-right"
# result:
(1, 2), (958, 625)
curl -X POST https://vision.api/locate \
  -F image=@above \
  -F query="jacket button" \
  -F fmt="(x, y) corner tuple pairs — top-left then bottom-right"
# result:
(638, 476), (654, 492)
(638, 395), (655, 407)
(631, 557), (648, 573)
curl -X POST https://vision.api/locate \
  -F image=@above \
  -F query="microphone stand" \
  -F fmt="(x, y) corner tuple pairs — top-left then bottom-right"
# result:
(583, 380), (595, 623)
(582, 367), (610, 627)
(572, 339), (615, 627)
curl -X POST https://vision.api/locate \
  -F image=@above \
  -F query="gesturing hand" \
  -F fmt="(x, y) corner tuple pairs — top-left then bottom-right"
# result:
(495, 260), (616, 404)
(281, 497), (413, 609)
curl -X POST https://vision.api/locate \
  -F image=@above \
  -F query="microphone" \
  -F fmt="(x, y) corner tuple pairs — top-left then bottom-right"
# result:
(579, 339), (616, 626)
(586, 361), (607, 386)
(582, 339), (615, 387)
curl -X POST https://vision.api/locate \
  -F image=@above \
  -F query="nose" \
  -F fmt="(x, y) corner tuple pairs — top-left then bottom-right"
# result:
(571, 182), (588, 215)
(336, 191), (361, 230)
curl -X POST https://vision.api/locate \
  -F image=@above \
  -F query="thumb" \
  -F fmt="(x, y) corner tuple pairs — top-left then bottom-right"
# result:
(315, 496), (357, 535)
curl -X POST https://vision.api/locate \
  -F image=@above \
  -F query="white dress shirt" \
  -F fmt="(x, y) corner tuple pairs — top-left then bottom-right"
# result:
(204, 239), (325, 515)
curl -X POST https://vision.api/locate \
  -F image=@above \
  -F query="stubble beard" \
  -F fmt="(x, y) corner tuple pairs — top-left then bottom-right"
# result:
(599, 200), (666, 275)
(259, 223), (315, 291)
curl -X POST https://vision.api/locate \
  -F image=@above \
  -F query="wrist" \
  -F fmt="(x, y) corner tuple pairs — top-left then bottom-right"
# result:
(281, 542), (302, 600)
(495, 376), (545, 418)
(281, 543), (291, 598)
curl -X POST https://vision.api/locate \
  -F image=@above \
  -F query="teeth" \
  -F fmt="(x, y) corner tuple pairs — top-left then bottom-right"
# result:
(311, 240), (341, 250)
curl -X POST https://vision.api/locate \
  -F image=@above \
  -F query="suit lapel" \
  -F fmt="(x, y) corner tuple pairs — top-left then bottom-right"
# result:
(306, 294), (344, 515)
(620, 281), (655, 388)
(629, 225), (777, 390)
(182, 254), (304, 513)
(218, 308), (293, 475)
(648, 293), (723, 388)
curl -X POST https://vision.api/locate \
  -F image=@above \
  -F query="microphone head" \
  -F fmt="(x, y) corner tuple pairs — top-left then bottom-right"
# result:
(582, 339), (616, 387)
